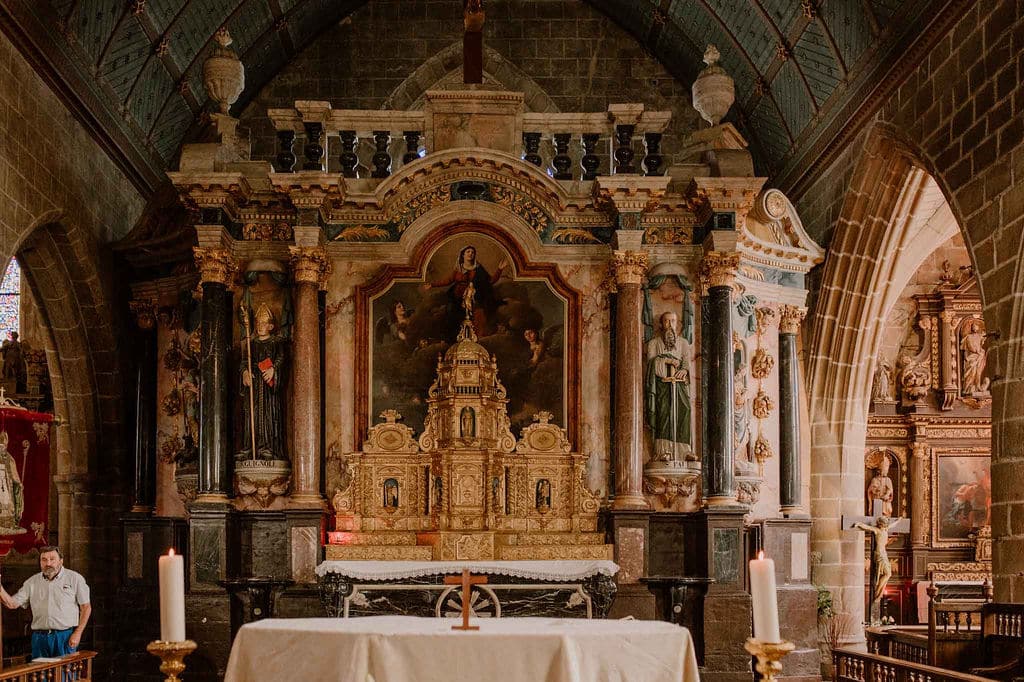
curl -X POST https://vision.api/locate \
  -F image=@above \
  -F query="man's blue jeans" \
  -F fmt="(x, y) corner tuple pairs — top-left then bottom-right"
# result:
(31, 627), (75, 659)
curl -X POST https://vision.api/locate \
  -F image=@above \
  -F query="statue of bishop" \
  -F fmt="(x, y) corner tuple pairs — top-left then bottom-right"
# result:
(238, 304), (288, 461)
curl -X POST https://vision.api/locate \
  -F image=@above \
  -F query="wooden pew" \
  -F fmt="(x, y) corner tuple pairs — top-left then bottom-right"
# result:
(833, 647), (996, 682)
(969, 603), (1024, 682)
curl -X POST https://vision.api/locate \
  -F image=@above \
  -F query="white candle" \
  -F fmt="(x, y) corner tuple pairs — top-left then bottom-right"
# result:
(749, 550), (781, 643)
(158, 549), (186, 642)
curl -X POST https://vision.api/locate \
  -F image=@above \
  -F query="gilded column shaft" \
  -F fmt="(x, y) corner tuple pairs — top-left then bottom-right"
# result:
(910, 441), (928, 547)
(700, 252), (740, 505)
(778, 305), (806, 514)
(289, 247), (330, 505)
(611, 250), (650, 510)
(195, 247), (237, 502)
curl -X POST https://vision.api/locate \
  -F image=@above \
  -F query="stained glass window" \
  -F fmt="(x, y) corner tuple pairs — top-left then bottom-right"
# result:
(0, 258), (20, 337)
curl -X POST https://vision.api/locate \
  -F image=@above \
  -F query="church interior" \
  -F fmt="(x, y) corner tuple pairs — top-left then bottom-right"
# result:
(0, 0), (1020, 680)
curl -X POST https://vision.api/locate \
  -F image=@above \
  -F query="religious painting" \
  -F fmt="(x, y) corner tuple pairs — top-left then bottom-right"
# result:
(369, 233), (566, 436)
(933, 450), (991, 543)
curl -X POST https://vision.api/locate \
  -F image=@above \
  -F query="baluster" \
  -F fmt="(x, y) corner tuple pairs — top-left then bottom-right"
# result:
(580, 133), (600, 180)
(523, 132), (542, 167)
(613, 123), (636, 174)
(551, 133), (572, 180)
(302, 122), (324, 171)
(402, 131), (421, 164)
(642, 132), (663, 176)
(371, 131), (392, 178)
(275, 130), (296, 172)
(339, 130), (359, 178)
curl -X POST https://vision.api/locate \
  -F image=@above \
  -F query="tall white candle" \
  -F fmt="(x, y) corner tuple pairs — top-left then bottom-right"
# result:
(749, 550), (781, 643)
(158, 549), (186, 642)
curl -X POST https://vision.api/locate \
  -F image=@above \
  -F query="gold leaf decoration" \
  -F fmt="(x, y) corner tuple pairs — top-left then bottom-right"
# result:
(333, 225), (391, 241)
(752, 388), (774, 419)
(751, 347), (775, 379)
(550, 227), (601, 244)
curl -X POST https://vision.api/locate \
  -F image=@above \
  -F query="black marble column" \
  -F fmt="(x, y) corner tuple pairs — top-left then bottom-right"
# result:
(778, 306), (805, 514)
(195, 248), (236, 502)
(700, 253), (739, 506)
(130, 301), (157, 512)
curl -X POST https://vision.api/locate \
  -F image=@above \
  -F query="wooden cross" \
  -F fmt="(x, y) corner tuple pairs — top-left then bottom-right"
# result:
(842, 500), (910, 625)
(463, 0), (484, 84)
(444, 569), (488, 631)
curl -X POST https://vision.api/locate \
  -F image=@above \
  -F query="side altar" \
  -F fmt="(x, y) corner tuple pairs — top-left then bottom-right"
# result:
(328, 313), (609, 562)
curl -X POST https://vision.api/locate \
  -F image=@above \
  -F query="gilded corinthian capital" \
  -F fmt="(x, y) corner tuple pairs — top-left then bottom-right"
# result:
(611, 250), (649, 286)
(288, 246), (332, 286)
(698, 251), (740, 291)
(779, 305), (807, 334)
(193, 247), (237, 285)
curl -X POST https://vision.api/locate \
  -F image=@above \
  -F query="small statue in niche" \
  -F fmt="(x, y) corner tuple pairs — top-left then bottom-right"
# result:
(1, 332), (27, 394)
(383, 478), (399, 508)
(460, 406), (476, 438)
(866, 453), (895, 517)
(535, 479), (552, 513)
(960, 318), (990, 396)
(432, 476), (443, 509)
(872, 357), (895, 403)
(644, 311), (694, 461)
(237, 304), (288, 461)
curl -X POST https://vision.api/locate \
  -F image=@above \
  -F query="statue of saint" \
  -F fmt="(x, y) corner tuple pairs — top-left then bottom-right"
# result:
(238, 304), (287, 461)
(872, 358), (894, 403)
(1, 332), (27, 394)
(961, 319), (990, 395)
(866, 455), (895, 517)
(644, 311), (693, 461)
(854, 516), (894, 613)
(0, 431), (23, 531)
(460, 407), (475, 437)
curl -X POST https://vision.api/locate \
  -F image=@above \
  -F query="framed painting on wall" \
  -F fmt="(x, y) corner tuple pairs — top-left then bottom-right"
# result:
(931, 448), (990, 546)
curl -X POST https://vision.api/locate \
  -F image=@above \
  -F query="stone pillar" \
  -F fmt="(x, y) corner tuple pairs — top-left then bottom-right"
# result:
(909, 436), (928, 547)
(699, 251), (741, 506)
(129, 298), (158, 513)
(288, 246), (330, 507)
(194, 247), (237, 503)
(778, 305), (806, 515)
(611, 249), (650, 511)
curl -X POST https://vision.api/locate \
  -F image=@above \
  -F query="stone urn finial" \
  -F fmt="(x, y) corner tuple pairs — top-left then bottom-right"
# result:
(691, 44), (735, 126)
(203, 28), (245, 115)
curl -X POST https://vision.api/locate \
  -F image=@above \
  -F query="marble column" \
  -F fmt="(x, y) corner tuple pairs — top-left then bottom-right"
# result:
(612, 250), (651, 510)
(288, 246), (331, 506)
(194, 247), (237, 503)
(699, 252), (740, 506)
(778, 305), (806, 515)
(129, 298), (158, 513)
(910, 438), (928, 547)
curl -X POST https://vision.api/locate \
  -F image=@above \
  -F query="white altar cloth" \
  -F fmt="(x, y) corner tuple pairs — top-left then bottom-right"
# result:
(224, 616), (699, 682)
(315, 559), (620, 581)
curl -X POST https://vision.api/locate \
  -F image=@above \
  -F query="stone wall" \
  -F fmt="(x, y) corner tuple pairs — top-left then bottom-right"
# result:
(238, 0), (702, 172)
(0, 29), (145, 672)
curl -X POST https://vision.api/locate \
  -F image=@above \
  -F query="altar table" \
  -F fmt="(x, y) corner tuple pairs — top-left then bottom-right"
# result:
(224, 616), (700, 682)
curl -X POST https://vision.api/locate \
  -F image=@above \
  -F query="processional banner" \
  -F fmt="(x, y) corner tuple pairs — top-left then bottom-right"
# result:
(0, 407), (52, 553)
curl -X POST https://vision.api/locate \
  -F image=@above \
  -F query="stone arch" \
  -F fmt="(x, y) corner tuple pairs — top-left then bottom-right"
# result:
(806, 124), (964, 634)
(382, 42), (560, 113)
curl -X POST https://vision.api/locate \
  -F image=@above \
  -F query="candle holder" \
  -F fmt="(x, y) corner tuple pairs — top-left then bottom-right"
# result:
(744, 638), (795, 682)
(147, 640), (197, 682)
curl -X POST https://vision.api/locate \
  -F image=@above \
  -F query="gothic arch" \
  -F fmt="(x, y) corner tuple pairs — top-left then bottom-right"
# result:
(806, 124), (964, 634)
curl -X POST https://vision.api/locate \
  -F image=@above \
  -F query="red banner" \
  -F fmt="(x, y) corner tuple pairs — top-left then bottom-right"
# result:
(0, 408), (53, 554)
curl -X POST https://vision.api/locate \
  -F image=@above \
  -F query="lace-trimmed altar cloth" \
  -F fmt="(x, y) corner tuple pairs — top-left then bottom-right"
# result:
(315, 560), (619, 582)
(224, 615), (699, 682)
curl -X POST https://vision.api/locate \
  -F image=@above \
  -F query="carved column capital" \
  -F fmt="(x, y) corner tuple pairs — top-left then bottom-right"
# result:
(754, 305), (779, 335)
(289, 246), (332, 287)
(193, 247), (237, 285)
(778, 305), (807, 335)
(129, 298), (158, 330)
(911, 440), (928, 459)
(698, 251), (740, 291)
(611, 250), (649, 286)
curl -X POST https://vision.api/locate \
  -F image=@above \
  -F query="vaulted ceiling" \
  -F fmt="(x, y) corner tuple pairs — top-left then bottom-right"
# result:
(0, 0), (963, 197)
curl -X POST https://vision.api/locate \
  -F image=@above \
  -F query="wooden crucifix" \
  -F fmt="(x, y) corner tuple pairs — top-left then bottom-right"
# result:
(444, 569), (488, 630)
(842, 500), (909, 625)
(463, 0), (484, 84)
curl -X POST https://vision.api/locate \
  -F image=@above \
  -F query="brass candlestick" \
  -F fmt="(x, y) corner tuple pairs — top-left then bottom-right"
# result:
(147, 640), (197, 682)
(744, 638), (795, 682)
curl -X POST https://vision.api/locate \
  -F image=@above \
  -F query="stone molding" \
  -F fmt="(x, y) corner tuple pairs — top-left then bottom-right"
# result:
(193, 247), (238, 285)
(611, 250), (649, 286)
(289, 246), (331, 286)
(687, 176), (766, 226)
(779, 305), (807, 334)
(594, 176), (672, 216)
(698, 251), (740, 290)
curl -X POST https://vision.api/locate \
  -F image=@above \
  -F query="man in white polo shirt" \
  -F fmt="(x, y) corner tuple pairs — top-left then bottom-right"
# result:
(0, 545), (91, 659)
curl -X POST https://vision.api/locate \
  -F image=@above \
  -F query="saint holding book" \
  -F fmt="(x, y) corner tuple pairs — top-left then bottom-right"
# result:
(238, 303), (288, 461)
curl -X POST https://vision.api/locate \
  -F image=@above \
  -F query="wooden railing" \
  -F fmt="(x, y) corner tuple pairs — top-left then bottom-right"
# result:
(0, 651), (95, 681)
(834, 648), (995, 682)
